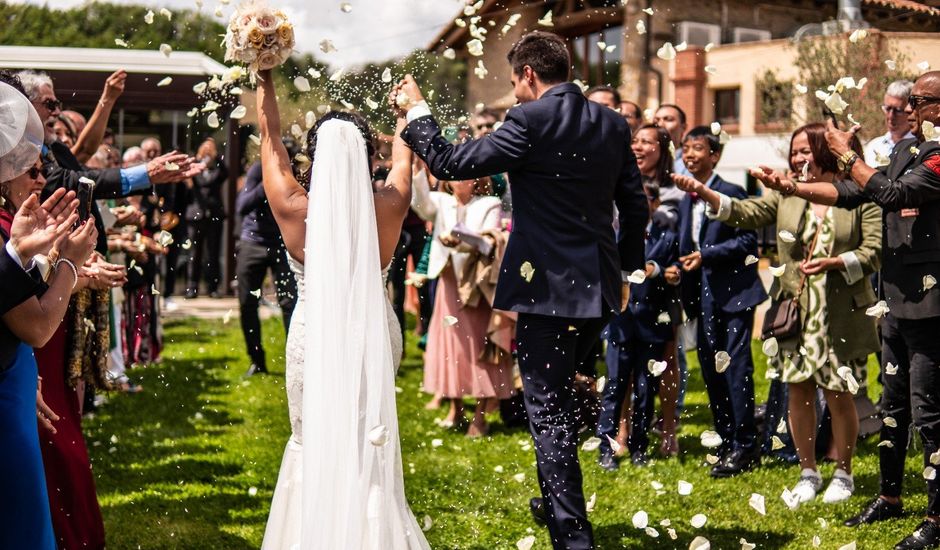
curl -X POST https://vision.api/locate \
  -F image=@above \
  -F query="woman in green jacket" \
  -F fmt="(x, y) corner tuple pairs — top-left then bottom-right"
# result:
(674, 122), (881, 507)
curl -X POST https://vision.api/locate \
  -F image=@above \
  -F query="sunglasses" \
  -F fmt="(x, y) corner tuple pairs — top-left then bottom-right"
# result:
(41, 98), (62, 112)
(881, 104), (907, 115)
(908, 95), (940, 110)
(27, 166), (42, 180)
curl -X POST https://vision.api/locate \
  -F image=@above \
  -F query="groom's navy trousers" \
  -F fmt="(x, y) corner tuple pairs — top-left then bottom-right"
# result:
(402, 82), (647, 549)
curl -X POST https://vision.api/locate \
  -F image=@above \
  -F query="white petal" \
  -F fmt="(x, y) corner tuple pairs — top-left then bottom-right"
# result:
(443, 48), (456, 60)
(581, 436), (602, 452)
(838, 542), (856, 550)
(368, 425), (389, 446)
(883, 416), (898, 428)
(636, 19), (647, 35)
(293, 76), (311, 92)
(467, 38), (484, 57)
(627, 269), (646, 284)
(516, 535), (536, 550)
(710, 122), (721, 135)
(230, 105), (247, 119)
(340, 2), (352, 13)
(193, 81), (208, 94)
(885, 362), (898, 375)
(795, 83), (808, 94)
(704, 65), (717, 75)
(769, 264), (786, 277)
(657, 42), (677, 61)
(749, 493), (766, 515)
(651, 481), (664, 490)
(319, 39), (337, 53)
(606, 435), (622, 454)
(160, 7), (172, 20)
(741, 538), (757, 550)
(645, 526), (659, 538)
(705, 453), (720, 464)
(159, 43), (173, 58)
(304, 111), (316, 129)
(745, 255), (759, 266)
(443, 315), (458, 327)
(885, 59), (897, 70)
(537, 11), (553, 27)
(422, 515), (432, 531)
(248, 486), (258, 496)
(715, 351), (731, 373)
(778, 230), (797, 243)
(771, 435), (785, 450)
(690, 513), (707, 528)
(656, 311), (671, 324)
(512, 472), (525, 482)
(918, 61), (931, 72)
(596, 376), (607, 393)
(700, 430), (723, 449)
(825, 91), (849, 115)
(632, 510), (649, 529)
(157, 77), (172, 87)
(930, 449), (940, 465)
(667, 528), (678, 541)
(207, 112), (220, 129)
(924, 275), (937, 291)
(675, 41), (688, 52)
(648, 359), (667, 377)
(837, 366), (860, 394)
(678, 480), (693, 496)
(878, 440), (895, 448)
(144, 9), (154, 24)
(865, 300), (890, 318)
(762, 337), (779, 357)
(114, 38), (129, 48)
(586, 492), (596, 513)
(813, 535), (822, 547)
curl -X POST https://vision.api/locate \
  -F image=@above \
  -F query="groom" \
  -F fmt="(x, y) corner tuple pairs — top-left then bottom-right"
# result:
(394, 31), (646, 549)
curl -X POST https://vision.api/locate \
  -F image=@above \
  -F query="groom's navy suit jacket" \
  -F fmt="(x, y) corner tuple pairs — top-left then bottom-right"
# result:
(402, 83), (647, 319)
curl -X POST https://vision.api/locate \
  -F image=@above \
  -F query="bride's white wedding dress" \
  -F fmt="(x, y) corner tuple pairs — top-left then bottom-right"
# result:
(261, 120), (429, 550)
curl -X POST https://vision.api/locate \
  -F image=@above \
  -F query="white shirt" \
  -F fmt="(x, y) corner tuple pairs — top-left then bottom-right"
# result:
(691, 173), (718, 252)
(864, 131), (914, 167)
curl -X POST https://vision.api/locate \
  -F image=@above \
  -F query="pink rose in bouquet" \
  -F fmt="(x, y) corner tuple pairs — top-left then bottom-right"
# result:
(224, 0), (294, 77)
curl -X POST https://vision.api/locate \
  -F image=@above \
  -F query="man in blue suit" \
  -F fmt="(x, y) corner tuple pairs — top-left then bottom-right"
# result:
(597, 181), (680, 469)
(670, 126), (767, 477)
(393, 31), (647, 550)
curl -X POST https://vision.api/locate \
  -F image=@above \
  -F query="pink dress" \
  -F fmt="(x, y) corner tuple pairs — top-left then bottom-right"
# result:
(423, 261), (513, 399)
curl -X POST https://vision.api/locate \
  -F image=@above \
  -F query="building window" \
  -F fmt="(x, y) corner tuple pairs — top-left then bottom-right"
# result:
(714, 88), (741, 126)
(571, 25), (623, 86)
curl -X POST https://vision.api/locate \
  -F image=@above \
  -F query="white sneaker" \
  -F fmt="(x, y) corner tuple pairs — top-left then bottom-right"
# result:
(792, 468), (823, 504)
(822, 469), (855, 504)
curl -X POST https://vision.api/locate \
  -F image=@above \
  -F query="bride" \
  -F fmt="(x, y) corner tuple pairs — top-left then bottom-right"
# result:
(253, 68), (430, 550)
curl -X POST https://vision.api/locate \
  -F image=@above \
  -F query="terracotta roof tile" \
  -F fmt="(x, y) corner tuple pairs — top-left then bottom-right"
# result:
(863, 0), (939, 15)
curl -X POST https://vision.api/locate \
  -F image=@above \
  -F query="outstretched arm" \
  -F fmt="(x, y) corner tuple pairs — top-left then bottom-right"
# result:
(256, 69), (308, 262)
(72, 70), (125, 163)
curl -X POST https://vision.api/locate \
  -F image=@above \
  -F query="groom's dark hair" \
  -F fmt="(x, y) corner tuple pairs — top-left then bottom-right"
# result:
(299, 110), (376, 188)
(507, 31), (570, 84)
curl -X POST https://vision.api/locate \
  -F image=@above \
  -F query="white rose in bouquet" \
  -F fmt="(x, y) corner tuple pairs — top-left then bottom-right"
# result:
(224, 0), (295, 78)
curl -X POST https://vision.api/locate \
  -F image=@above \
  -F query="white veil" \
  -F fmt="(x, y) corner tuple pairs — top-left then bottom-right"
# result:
(300, 119), (428, 549)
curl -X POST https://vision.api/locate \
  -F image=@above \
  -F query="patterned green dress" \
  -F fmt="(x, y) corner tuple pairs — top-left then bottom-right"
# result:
(771, 207), (867, 392)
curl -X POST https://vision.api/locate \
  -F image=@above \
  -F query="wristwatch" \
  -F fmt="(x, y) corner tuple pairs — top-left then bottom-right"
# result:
(838, 151), (859, 172)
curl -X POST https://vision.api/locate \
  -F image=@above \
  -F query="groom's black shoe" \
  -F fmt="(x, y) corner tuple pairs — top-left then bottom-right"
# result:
(244, 363), (268, 377)
(844, 496), (904, 527)
(895, 519), (940, 549)
(529, 497), (546, 526)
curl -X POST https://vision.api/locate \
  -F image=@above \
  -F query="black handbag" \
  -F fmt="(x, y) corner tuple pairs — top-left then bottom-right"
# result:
(760, 223), (822, 341)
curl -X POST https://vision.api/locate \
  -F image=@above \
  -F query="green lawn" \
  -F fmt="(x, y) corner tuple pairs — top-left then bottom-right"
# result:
(86, 315), (929, 549)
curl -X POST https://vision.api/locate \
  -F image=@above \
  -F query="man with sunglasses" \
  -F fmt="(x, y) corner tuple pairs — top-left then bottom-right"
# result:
(749, 70), (940, 550)
(864, 80), (915, 167)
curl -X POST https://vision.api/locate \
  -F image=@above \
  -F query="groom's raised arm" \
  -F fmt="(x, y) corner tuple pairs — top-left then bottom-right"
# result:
(614, 132), (648, 274)
(400, 106), (530, 182)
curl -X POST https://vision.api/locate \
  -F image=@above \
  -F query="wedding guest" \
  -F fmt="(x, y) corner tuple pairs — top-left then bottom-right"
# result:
(586, 85), (621, 110)
(597, 180), (679, 468)
(236, 159), (297, 376)
(141, 137), (162, 162)
(0, 80), (94, 550)
(411, 169), (512, 436)
(864, 80), (915, 167)
(185, 138), (227, 298)
(122, 194), (166, 366)
(680, 122), (881, 504)
(620, 100), (643, 133)
(670, 126), (767, 478)
(758, 71), (940, 550)
(53, 113), (77, 147)
(653, 103), (691, 177)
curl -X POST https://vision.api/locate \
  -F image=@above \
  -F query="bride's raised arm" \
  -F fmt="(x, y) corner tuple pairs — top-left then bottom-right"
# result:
(373, 117), (413, 266)
(256, 69), (308, 262)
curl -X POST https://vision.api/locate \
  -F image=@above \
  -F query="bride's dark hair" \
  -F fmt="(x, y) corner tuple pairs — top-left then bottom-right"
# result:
(298, 110), (376, 188)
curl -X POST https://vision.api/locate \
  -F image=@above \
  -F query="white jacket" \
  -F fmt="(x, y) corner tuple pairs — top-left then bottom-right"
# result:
(411, 170), (502, 280)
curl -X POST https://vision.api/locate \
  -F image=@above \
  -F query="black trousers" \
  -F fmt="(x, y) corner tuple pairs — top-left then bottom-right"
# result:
(235, 240), (297, 368)
(516, 312), (611, 550)
(388, 224), (432, 339)
(879, 313), (940, 515)
(697, 303), (758, 455)
(186, 218), (224, 295)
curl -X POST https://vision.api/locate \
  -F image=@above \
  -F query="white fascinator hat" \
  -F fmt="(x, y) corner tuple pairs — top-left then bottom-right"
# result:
(0, 81), (44, 182)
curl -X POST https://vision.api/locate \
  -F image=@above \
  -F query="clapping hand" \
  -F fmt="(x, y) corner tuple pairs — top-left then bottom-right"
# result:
(671, 173), (703, 194)
(57, 220), (98, 268)
(147, 152), (206, 184)
(9, 188), (79, 262)
(80, 254), (128, 290)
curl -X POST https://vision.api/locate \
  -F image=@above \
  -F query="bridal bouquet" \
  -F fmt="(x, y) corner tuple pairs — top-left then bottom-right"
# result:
(223, 0), (294, 77)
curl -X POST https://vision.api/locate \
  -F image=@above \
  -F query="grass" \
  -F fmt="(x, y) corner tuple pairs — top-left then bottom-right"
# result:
(86, 315), (931, 549)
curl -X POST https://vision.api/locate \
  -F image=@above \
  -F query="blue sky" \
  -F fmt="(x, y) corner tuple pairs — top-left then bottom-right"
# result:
(15, 0), (462, 67)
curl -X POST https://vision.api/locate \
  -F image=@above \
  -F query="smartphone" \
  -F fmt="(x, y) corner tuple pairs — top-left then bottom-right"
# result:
(76, 176), (96, 227)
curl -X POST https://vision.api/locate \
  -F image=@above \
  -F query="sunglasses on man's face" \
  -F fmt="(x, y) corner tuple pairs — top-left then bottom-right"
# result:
(908, 95), (940, 110)
(41, 98), (62, 112)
